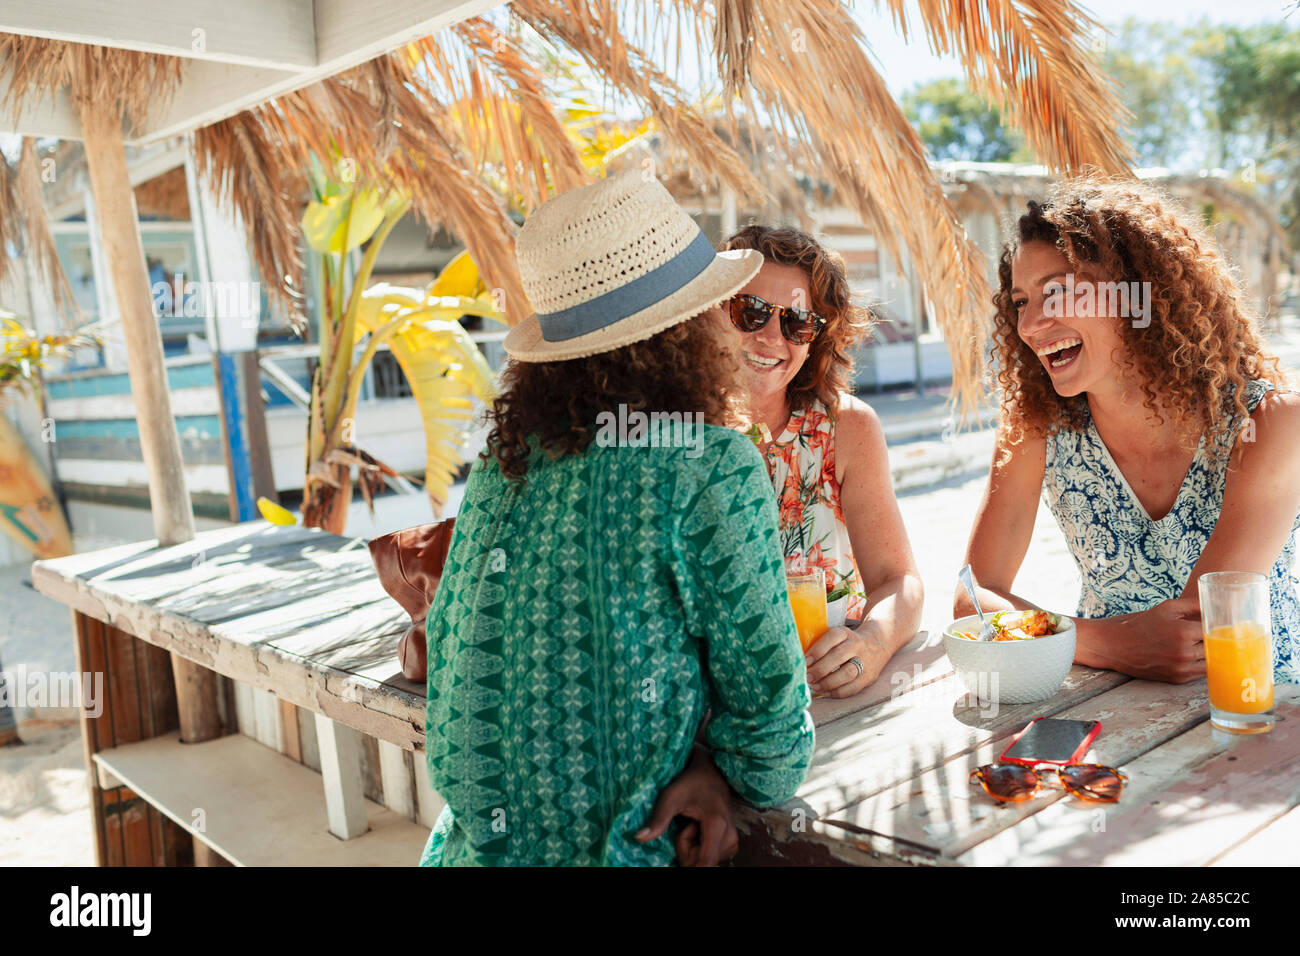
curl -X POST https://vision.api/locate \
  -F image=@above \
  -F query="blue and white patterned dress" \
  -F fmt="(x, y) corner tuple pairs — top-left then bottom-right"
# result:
(1043, 379), (1300, 685)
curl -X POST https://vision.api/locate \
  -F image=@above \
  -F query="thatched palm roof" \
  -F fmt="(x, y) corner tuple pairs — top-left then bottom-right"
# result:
(0, 0), (1134, 410)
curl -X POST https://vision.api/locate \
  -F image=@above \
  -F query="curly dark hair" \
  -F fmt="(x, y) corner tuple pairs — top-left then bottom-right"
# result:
(718, 225), (873, 413)
(992, 176), (1285, 458)
(482, 311), (745, 480)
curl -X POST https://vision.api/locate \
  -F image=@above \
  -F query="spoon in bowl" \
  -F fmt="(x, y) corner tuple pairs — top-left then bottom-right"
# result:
(958, 564), (995, 642)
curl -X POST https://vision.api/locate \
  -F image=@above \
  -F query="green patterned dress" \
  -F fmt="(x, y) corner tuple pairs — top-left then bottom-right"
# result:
(420, 423), (814, 866)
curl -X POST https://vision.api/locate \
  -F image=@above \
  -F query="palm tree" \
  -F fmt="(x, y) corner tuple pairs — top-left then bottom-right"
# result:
(294, 160), (502, 532)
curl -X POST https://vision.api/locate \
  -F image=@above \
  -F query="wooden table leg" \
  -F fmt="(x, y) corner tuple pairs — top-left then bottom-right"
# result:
(314, 713), (369, 839)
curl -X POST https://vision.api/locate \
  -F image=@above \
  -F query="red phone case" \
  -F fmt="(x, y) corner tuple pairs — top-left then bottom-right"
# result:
(998, 717), (1102, 767)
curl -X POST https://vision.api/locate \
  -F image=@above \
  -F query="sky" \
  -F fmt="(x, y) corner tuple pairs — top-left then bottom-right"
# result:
(857, 0), (1298, 95)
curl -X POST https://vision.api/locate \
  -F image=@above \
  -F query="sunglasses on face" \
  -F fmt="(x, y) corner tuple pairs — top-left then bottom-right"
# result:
(727, 294), (826, 345)
(969, 763), (1128, 803)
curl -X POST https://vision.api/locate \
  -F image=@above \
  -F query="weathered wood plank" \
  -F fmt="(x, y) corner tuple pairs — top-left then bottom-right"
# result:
(141, 640), (179, 739)
(232, 680), (255, 738)
(413, 753), (445, 831)
(732, 808), (948, 867)
(832, 676), (1210, 861)
(279, 699), (302, 762)
(298, 703), (320, 771)
(34, 525), (427, 749)
(251, 687), (283, 752)
(807, 630), (950, 727)
(957, 686), (1300, 866)
(791, 665), (1127, 819)
(104, 625), (145, 745)
(378, 740), (416, 821)
(72, 611), (110, 866)
(100, 788), (126, 867)
(314, 713), (369, 840)
(1211, 802), (1300, 866)
(359, 732), (383, 805)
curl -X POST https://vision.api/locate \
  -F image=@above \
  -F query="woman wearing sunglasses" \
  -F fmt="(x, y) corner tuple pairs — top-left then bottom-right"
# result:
(956, 178), (1300, 686)
(716, 226), (925, 697)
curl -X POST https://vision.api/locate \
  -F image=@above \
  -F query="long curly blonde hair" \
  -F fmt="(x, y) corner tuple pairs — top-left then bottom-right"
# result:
(992, 177), (1285, 458)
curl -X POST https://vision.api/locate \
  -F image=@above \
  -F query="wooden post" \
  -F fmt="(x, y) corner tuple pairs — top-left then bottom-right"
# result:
(241, 350), (279, 505)
(74, 77), (222, 864)
(314, 713), (369, 839)
(74, 95), (194, 548)
(0, 653), (19, 747)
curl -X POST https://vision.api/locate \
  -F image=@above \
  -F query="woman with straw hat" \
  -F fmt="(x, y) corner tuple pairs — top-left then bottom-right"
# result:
(419, 169), (814, 867)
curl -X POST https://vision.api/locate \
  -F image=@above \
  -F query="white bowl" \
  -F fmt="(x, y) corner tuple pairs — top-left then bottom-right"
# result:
(941, 613), (1076, 704)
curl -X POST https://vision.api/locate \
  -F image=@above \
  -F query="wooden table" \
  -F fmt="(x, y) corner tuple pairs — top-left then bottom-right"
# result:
(735, 633), (1300, 866)
(34, 523), (1300, 866)
(33, 522), (439, 866)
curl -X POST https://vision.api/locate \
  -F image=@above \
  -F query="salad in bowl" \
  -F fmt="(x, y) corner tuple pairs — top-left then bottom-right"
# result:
(953, 609), (1065, 642)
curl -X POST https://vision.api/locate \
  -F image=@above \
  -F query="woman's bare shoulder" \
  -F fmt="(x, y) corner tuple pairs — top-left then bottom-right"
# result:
(832, 393), (885, 446)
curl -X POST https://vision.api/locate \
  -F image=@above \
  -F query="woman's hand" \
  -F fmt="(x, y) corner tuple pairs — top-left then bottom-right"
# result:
(1074, 598), (1204, 683)
(634, 745), (739, 866)
(805, 623), (890, 698)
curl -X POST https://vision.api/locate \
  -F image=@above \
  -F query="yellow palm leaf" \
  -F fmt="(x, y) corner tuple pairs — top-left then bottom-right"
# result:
(428, 249), (485, 299)
(301, 184), (390, 256)
(352, 284), (498, 514)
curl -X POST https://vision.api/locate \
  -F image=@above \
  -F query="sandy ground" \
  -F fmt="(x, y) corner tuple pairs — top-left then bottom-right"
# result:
(0, 719), (93, 866)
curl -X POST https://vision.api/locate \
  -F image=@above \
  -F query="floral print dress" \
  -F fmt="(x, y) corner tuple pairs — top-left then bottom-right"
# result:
(760, 399), (867, 626)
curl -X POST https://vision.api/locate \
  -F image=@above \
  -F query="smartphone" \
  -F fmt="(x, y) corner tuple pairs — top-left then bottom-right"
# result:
(998, 717), (1101, 767)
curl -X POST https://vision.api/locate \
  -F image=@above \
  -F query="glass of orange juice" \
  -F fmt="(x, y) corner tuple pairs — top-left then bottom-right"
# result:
(786, 570), (828, 654)
(1198, 571), (1275, 734)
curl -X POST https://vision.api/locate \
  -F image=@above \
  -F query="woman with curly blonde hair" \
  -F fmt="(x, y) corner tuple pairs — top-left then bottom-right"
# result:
(717, 226), (925, 698)
(956, 178), (1300, 685)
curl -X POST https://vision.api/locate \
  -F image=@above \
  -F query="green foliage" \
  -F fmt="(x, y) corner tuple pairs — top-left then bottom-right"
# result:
(901, 20), (1300, 252)
(902, 78), (1028, 164)
(1100, 19), (1207, 168)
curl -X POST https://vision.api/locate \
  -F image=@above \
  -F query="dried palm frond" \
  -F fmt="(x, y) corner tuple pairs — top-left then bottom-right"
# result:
(440, 19), (589, 203)
(512, 0), (765, 200)
(704, 0), (991, 411)
(713, 0), (758, 97)
(0, 35), (182, 319)
(16, 138), (76, 310)
(193, 55), (533, 326)
(132, 163), (190, 221)
(193, 116), (308, 334)
(886, 0), (1134, 175)
(0, 34), (183, 132)
(0, 151), (21, 290)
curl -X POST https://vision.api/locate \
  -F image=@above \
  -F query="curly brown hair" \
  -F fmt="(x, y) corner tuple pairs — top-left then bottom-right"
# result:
(718, 225), (873, 414)
(482, 311), (745, 481)
(992, 177), (1285, 458)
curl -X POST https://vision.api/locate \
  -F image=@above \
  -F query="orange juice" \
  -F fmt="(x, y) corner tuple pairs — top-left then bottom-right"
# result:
(787, 573), (828, 653)
(1205, 621), (1274, 714)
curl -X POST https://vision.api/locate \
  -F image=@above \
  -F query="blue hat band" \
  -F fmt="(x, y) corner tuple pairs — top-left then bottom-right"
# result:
(537, 229), (717, 342)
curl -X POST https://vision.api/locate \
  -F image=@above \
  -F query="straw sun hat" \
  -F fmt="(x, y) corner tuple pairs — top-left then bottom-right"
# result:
(503, 168), (763, 362)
